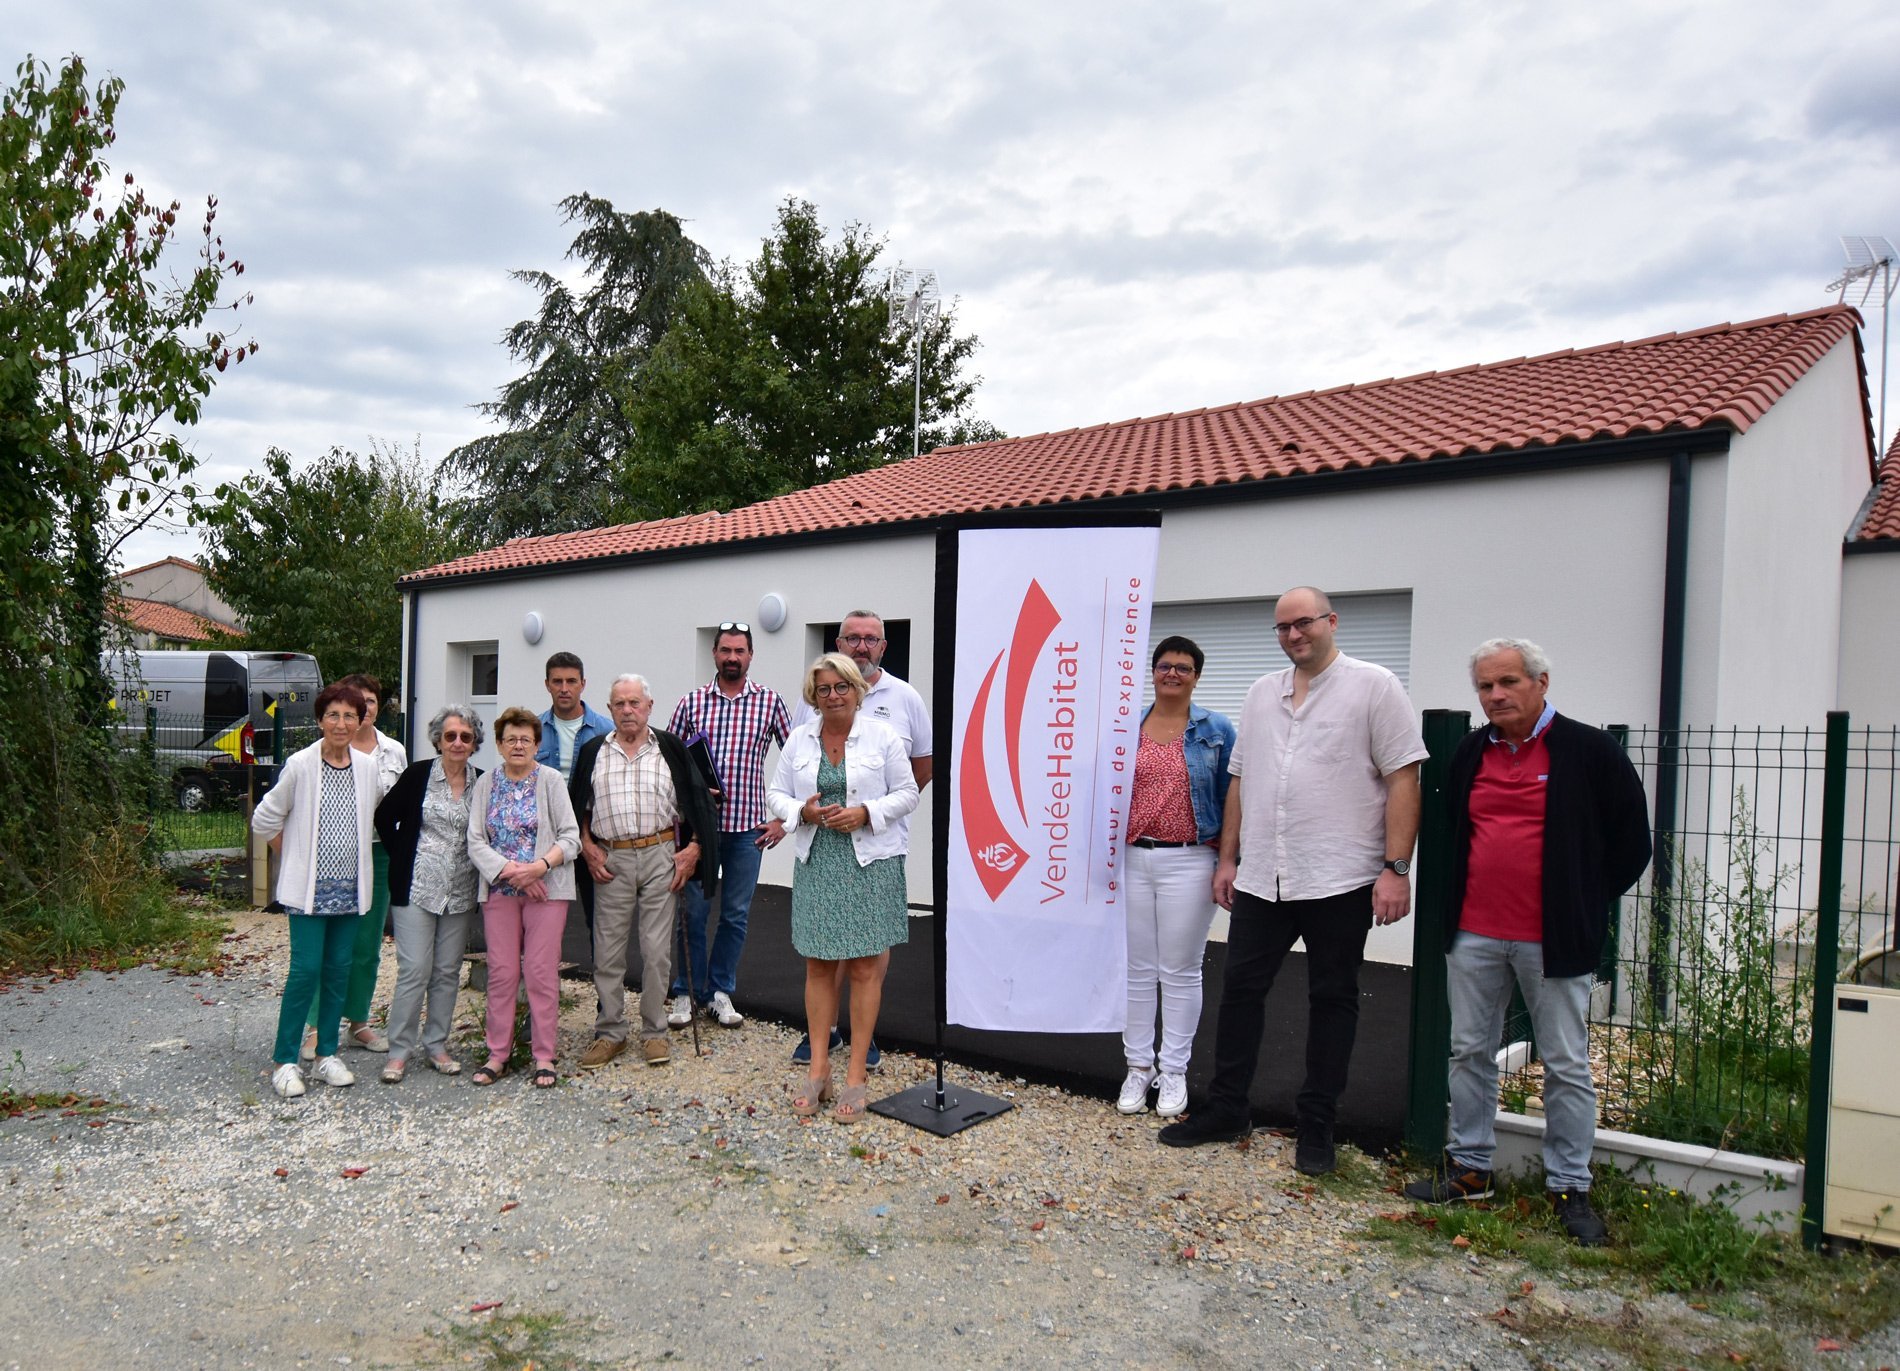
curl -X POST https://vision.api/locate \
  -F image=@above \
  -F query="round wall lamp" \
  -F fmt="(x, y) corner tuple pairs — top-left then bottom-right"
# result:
(523, 611), (545, 645)
(757, 593), (788, 633)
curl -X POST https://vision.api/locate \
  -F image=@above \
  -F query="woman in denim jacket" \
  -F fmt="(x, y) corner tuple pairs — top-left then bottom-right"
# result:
(1119, 635), (1236, 1119)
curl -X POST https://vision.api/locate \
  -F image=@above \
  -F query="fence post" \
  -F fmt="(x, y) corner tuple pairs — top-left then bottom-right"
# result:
(142, 704), (162, 817)
(1406, 708), (1470, 1158)
(1800, 711), (1849, 1250)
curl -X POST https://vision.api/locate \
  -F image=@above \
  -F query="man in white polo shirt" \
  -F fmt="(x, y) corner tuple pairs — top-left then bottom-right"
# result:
(1159, 587), (1427, 1174)
(788, 609), (932, 1063)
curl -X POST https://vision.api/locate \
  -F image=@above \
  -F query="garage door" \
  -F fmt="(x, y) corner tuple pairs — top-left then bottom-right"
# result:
(1148, 592), (1414, 719)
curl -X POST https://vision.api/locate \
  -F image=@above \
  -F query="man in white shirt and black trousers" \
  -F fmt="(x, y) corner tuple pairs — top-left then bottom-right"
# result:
(1159, 587), (1428, 1175)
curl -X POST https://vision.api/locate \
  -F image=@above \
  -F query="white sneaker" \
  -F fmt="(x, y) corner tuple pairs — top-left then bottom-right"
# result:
(1116, 1066), (1156, 1115)
(272, 1063), (306, 1098)
(710, 991), (744, 1027)
(311, 1055), (355, 1088)
(666, 994), (693, 1028)
(299, 1026), (317, 1063)
(1155, 1071), (1188, 1118)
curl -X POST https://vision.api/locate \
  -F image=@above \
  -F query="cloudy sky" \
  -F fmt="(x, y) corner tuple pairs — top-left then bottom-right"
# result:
(9, 1), (1899, 569)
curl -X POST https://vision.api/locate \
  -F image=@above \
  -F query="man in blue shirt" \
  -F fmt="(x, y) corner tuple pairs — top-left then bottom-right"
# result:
(537, 652), (612, 779)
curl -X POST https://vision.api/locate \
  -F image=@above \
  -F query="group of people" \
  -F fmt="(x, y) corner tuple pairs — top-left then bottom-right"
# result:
(257, 591), (1652, 1242)
(255, 613), (931, 1127)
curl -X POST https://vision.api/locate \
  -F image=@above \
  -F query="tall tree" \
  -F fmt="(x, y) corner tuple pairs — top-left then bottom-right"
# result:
(619, 198), (989, 519)
(1, 53), (254, 912)
(1, 53), (254, 722)
(200, 443), (468, 694)
(440, 195), (710, 543)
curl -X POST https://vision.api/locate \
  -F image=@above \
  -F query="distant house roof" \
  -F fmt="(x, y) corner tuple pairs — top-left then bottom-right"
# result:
(404, 305), (1875, 587)
(111, 596), (224, 643)
(117, 555), (207, 577)
(1850, 429), (1900, 547)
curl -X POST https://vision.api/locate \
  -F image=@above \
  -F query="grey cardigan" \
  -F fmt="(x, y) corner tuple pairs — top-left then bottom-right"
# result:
(466, 763), (582, 901)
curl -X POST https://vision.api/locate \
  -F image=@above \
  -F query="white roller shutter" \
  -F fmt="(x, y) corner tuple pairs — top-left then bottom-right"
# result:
(1149, 592), (1414, 718)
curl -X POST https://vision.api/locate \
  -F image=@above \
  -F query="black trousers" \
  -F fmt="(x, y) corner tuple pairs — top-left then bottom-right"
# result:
(1204, 884), (1375, 1129)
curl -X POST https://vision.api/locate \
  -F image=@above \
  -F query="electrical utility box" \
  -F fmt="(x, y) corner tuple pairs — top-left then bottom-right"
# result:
(1825, 984), (1900, 1247)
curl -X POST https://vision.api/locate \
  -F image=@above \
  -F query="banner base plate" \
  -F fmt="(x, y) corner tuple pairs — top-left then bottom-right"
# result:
(869, 1081), (1013, 1137)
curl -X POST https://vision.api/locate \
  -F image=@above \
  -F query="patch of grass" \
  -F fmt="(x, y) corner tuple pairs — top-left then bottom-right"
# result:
(1368, 1161), (1900, 1360)
(0, 1051), (119, 1119)
(152, 808), (248, 854)
(431, 1308), (600, 1370)
(0, 822), (231, 980)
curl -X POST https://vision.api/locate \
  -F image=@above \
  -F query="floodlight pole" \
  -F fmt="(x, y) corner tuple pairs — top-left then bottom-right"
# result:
(887, 270), (941, 461)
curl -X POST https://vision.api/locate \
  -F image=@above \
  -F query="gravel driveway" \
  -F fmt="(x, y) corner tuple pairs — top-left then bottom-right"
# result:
(0, 915), (1892, 1370)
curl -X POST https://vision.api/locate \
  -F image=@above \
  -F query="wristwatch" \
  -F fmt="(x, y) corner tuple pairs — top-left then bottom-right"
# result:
(1383, 858), (1410, 876)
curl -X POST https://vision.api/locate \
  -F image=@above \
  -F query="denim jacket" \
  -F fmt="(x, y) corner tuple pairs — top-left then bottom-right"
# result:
(537, 701), (614, 774)
(1142, 703), (1236, 844)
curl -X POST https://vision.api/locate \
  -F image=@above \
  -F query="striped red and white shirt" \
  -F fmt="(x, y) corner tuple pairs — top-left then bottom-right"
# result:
(668, 678), (790, 833)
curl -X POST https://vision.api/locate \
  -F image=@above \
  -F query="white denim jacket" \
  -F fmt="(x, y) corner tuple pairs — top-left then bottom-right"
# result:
(766, 715), (919, 866)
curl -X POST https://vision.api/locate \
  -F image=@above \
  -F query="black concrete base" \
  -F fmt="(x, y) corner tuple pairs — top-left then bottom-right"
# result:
(868, 1077), (1015, 1136)
(475, 881), (1414, 1152)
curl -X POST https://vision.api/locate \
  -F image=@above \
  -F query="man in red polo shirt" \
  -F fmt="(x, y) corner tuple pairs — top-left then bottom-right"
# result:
(1404, 638), (1650, 1247)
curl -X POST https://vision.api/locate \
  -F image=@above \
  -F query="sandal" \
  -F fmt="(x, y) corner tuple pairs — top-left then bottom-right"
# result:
(532, 1064), (558, 1089)
(380, 1059), (406, 1085)
(790, 1074), (834, 1117)
(427, 1053), (462, 1076)
(471, 1060), (507, 1087)
(833, 1082), (869, 1124)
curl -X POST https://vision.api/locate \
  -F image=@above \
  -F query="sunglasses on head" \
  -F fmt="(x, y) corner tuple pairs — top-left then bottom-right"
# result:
(719, 621), (751, 634)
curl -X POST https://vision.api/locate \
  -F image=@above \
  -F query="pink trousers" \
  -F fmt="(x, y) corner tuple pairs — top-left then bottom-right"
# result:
(482, 895), (566, 1064)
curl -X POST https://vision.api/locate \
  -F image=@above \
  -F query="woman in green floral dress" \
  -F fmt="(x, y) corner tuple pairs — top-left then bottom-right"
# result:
(767, 653), (920, 1122)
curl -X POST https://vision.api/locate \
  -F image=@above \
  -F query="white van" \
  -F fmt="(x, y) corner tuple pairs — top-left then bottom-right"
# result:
(104, 650), (325, 810)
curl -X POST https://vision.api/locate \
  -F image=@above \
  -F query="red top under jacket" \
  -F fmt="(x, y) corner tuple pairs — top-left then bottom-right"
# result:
(1458, 732), (1549, 942)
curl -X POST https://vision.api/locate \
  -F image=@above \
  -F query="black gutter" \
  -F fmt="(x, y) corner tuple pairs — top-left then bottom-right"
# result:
(399, 428), (1733, 592)
(404, 587), (420, 752)
(1647, 450), (1695, 1008)
(1843, 536), (1900, 556)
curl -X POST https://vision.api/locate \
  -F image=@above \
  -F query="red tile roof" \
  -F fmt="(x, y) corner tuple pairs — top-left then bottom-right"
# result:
(111, 596), (225, 643)
(1852, 429), (1900, 543)
(116, 555), (206, 577)
(405, 305), (1874, 585)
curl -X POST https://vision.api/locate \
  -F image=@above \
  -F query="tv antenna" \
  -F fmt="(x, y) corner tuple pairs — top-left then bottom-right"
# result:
(1829, 236), (1897, 451)
(886, 269), (941, 460)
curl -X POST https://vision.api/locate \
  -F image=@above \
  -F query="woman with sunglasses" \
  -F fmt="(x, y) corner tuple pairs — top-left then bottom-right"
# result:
(467, 707), (580, 1088)
(1119, 636), (1236, 1119)
(373, 705), (485, 1083)
(767, 653), (919, 1123)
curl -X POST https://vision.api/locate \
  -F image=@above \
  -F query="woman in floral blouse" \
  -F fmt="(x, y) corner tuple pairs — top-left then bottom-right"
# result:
(466, 707), (580, 1088)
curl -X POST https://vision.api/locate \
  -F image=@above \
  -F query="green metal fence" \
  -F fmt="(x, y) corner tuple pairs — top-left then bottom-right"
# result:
(1408, 714), (1900, 1169)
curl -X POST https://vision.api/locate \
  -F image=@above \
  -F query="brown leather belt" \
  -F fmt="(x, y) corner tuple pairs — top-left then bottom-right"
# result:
(604, 828), (673, 851)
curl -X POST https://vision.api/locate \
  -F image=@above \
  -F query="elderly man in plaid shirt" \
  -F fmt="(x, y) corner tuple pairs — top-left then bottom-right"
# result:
(664, 622), (791, 1029)
(571, 674), (719, 1069)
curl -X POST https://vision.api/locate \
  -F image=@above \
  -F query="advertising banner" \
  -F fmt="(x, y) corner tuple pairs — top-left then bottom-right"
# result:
(945, 524), (1160, 1031)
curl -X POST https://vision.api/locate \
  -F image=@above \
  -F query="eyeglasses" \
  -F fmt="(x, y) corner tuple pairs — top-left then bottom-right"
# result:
(1274, 615), (1333, 636)
(718, 621), (750, 634)
(440, 731), (475, 743)
(839, 634), (883, 647)
(320, 711), (359, 724)
(813, 682), (856, 697)
(1153, 663), (1198, 677)
(500, 735), (536, 747)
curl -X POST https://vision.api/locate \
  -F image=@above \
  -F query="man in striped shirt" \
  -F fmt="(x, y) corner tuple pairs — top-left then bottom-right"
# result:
(665, 622), (791, 1029)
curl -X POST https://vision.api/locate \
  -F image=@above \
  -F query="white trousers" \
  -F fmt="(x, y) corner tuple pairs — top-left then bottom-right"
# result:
(1122, 843), (1218, 1074)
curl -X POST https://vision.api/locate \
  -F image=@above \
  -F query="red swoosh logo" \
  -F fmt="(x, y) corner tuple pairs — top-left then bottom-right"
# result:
(1002, 579), (1061, 822)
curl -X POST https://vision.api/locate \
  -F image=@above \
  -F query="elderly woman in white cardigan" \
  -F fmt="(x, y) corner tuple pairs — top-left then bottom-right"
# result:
(253, 682), (382, 1099)
(466, 706), (581, 1088)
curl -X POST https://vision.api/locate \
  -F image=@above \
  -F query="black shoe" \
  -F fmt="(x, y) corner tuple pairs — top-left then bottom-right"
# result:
(1157, 1111), (1252, 1148)
(1551, 1189), (1608, 1247)
(1402, 1153), (1495, 1204)
(1294, 1123), (1335, 1176)
(790, 1028), (846, 1066)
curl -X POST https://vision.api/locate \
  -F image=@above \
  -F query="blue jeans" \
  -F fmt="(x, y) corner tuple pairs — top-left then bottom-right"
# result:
(1446, 931), (1597, 1192)
(670, 828), (765, 1000)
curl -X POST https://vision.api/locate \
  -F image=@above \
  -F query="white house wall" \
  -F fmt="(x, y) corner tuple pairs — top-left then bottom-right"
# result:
(1839, 552), (1900, 729)
(1707, 341), (1872, 728)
